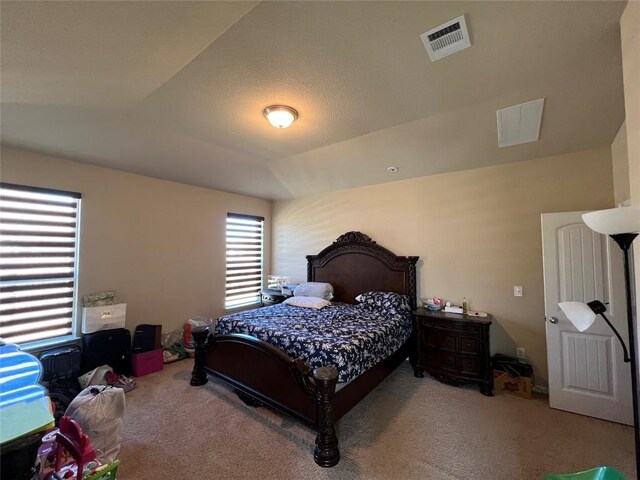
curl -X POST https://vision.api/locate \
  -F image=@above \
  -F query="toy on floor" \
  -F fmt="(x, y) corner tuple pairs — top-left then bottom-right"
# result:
(544, 466), (627, 480)
(38, 417), (120, 480)
(0, 341), (55, 480)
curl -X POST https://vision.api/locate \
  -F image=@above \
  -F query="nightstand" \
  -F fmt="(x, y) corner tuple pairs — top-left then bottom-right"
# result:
(260, 289), (291, 307)
(413, 307), (493, 396)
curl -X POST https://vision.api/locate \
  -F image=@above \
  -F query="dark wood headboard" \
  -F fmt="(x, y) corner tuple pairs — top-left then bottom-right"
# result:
(306, 231), (419, 310)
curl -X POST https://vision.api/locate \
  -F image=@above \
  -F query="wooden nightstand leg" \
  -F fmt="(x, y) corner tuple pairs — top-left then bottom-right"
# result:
(480, 383), (494, 396)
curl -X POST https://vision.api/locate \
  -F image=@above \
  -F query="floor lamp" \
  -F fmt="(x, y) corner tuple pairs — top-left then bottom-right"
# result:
(558, 205), (640, 479)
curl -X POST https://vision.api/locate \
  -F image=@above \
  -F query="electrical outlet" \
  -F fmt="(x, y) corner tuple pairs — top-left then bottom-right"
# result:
(517, 347), (526, 361)
(514, 285), (523, 297)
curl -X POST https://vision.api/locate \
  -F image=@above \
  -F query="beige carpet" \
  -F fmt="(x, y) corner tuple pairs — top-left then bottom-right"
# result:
(117, 361), (634, 479)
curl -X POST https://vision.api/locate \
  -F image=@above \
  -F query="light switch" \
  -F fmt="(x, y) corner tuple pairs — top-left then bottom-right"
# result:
(514, 286), (523, 297)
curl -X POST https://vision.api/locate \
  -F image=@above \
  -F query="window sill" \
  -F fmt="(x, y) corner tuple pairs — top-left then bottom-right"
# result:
(19, 335), (81, 355)
(225, 301), (260, 313)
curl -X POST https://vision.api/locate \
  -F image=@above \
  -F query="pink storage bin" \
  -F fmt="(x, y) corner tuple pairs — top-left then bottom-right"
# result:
(132, 348), (163, 377)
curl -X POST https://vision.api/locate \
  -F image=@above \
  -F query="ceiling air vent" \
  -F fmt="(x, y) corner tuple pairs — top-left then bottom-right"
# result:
(497, 98), (545, 148)
(420, 15), (471, 62)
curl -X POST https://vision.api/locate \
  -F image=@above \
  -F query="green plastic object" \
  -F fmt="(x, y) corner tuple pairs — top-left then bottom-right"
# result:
(544, 466), (627, 480)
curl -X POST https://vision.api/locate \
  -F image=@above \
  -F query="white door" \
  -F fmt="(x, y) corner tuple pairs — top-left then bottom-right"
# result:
(542, 211), (632, 425)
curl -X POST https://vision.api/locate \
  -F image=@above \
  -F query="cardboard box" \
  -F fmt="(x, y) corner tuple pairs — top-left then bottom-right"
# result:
(494, 370), (532, 399)
(132, 348), (163, 377)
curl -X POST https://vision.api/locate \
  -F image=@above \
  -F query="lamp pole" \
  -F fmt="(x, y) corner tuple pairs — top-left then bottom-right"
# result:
(611, 232), (639, 480)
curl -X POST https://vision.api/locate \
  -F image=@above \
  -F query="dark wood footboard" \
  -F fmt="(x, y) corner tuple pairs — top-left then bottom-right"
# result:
(191, 327), (413, 468)
(190, 327), (340, 467)
(192, 329), (320, 426)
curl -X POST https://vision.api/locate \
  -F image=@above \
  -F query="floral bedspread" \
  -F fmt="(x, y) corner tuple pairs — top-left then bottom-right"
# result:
(215, 303), (412, 383)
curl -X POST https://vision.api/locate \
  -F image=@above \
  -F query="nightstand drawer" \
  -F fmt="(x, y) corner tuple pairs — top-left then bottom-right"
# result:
(459, 336), (480, 355)
(438, 333), (457, 352)
(439, 352), (457, 374)
(422, 329), (438, 347)
(459, 356), (480, 376)
(425, 351), (457, 374)
(420, 318), (437, 328)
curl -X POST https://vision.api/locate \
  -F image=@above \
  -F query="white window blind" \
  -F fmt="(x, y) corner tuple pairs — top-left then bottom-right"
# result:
(225, 213), (264, 309)
(0, 183), (81, 346)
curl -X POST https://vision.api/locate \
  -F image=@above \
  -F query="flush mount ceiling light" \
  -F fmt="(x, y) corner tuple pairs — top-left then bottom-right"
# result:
(263, 105), (298, 129)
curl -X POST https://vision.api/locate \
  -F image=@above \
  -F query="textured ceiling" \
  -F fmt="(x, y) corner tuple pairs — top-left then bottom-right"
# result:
(0, 1), (626, 199)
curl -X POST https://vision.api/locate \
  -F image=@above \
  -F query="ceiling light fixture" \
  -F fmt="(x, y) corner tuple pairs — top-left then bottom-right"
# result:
(263, 105), (298, 129)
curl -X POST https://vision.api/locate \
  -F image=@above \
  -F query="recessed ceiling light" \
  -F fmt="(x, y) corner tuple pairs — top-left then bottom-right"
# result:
(263, 105), (298, 129)
(387, 166), (398, 173)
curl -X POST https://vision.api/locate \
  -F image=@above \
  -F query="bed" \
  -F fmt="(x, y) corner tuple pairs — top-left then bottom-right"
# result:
(190, 231), (419, 467)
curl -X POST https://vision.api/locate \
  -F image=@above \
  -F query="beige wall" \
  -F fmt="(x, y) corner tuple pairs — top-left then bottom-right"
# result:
(0, 145), (271, 336)
(272, 148), (615, 384)
(620, 2), (640, 353)
(611, 121), (630, 205)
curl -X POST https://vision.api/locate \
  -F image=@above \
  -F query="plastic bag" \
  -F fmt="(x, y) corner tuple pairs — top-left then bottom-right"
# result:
(183, 316), (212, 349)
(78, 365), (113, 389)
(65, 385), (125, 463)
(161, 328), (183, 349)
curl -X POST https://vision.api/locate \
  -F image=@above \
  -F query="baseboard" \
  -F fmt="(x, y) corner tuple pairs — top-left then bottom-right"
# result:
(532, 384), (549, 395)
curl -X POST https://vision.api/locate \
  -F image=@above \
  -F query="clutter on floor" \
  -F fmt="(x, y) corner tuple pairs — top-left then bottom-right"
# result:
(81, 291), (126, 334)
(161, 328), (187, 363)
(131, 324), (163, 377)
(492, 353), (534, 399)
(183, 316), (213, 358)
(40, 346), (82, 423)
(82, 328), (132, 377)
(65, 386), (125, 464)
(78, 365), (136, 393)
(0, 341), (55, 480)
(81, 291), (131, 376)
(544, 466), (627, 480)
(1, 303), (215, 479)
(37, 416), (120, 480)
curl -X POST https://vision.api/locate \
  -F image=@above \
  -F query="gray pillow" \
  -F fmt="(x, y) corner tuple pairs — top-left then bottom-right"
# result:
(293, 282), (334, 300)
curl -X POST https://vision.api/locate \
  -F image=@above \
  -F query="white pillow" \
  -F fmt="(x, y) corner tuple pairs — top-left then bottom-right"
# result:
(283, 296), (331, 309)
(293, 282), (334, 300)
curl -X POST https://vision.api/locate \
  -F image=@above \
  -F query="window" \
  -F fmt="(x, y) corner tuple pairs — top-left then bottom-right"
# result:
(0, 183), (81, 347)
(225, 213), (264, 309)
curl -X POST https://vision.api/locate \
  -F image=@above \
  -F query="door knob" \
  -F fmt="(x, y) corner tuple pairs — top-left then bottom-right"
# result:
(548, 316), (559, 324)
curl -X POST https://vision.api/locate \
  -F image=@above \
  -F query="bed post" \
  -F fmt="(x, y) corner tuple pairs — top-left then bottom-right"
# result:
(313, 366), (340, 467)
(190, 327), (210, 386)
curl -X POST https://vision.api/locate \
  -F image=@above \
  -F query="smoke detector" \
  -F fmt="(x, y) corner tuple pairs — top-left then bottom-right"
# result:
(420, 15), (471, 62)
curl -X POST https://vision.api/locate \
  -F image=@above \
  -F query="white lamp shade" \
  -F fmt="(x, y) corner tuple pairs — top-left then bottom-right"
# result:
(558, 301), (597, 332)
(582, 205), (640, 235)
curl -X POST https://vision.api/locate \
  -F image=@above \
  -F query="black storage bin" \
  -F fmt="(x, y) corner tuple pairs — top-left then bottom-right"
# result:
(40, 346), (81, 382)
(132, 324), (162, 353)
(82, 328), (132, 376)
(39, 346), (82, 423)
